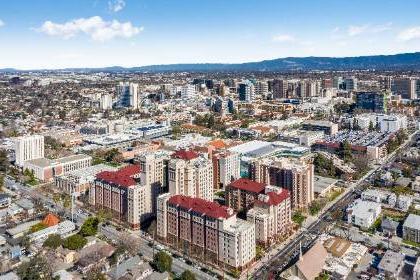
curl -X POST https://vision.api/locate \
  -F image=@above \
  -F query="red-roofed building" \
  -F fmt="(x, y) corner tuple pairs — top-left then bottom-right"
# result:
(90, 164), (153, 229)
(157, 193), (256, 271)
(171, 149), (199, 161)
(225, 178), (266, 212)
(247, 186), (292, 246)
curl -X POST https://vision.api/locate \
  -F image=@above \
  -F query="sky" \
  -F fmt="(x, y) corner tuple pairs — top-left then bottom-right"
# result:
(1, 0), (420, 69)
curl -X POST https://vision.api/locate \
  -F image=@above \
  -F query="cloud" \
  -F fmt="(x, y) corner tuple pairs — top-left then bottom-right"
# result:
(272, 34), (295, 42)
(398, 26), (420, 41)
(0, 19), (4, 27)
(331, 27), (340, 33)
(347, 22), (392, 36)
(36, 16), (143, 41)
(108, 0), (125, 12)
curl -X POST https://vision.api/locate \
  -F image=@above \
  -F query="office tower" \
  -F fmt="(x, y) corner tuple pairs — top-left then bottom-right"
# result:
(227, 98), (237, 113)
(168, 150), (214, 201)
(117, 82), (139, 109)
(355, 92), (387, 112)
(90, 165), (153, 229)
(238, 81), (255, 102)
(246, 185), (292, 246)
(100, 94), (113, 110)
(157, 193), (256, 271)
(297, 80), (318, 98)
(344, 77), (358, 91)
(212, 150), (240, 190)
(272, 79), (288, 99)
(333, 77), (344, 89)
(321, 78), (333, 89)
(14, 135), (45, 167)
(255, 81), (269, 96)
(391, 78), (416, 99)
(179, 84), (197, 99)
(249, 158), (314, 209)
(301, 120), (339, 135)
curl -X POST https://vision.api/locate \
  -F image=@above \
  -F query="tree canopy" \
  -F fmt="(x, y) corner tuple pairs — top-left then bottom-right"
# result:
(153, 251), (172, 273)
(63, 234), (87, 250)
(80, 217), (99, 237)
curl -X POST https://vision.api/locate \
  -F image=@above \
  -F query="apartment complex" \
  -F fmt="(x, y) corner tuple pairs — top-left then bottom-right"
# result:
(403, 214), (420, 243)
(391, 78), (417, 99)
(212, 150), (240, 190)
(168, 150), (214, 201)
(249, 157), (314, 209)
(246, 186), (292, 246)
(157, 194), (256, 271)
(23, 154), (92, 181)
(90, 165), (153, 229)
(117, 82), (139, 109)
(14, 135), (45, 167)
(225, 178), (266, 212)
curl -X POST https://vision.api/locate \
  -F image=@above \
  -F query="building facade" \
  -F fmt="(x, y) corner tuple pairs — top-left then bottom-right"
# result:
(14, 135), (45, 167)
(212, 150), (240, 190)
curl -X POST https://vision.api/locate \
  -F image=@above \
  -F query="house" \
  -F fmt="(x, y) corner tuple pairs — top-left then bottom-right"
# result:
(108, 255), (154, 280)
(0, 194), (11, 209)
(77, 242), (115, 273)
(397, 195), (412, 212)
(377, 250), (404, 279)
(381, 217), (399, 237)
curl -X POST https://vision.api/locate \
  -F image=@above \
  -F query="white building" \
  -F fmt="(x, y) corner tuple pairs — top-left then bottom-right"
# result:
(28, 220), (76, 243)
(100, 94), (113, 110)
(14, 135), (45, 167)
(347, 199), (381, 229)
(180, 85), (196, 99)
(353, 113), (407, 132)
(213, 150), (241, 190)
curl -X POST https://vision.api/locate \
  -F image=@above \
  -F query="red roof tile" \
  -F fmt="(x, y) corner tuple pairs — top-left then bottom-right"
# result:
(168, 195), (233, 219)
(172, 149), (199, 161)
(229, 178), (266, 193)
(96, 164), (141, 187)
(42, 213), (60, 227)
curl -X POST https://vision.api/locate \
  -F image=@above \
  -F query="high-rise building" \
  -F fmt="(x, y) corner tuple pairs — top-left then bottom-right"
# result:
(100, 94), (113, 110)
(247, 185), (292, 246)
(249, 157), (314, 209)
(321, 78), (333, 89)
(355, 92), (387, 112)
(391, 78), (416, 99)
(297, 80), (318, 98)
(212, 150), (240, 190)
(117, 82), (139, 109)
(272, 79), (288, 99)
(225, 178), (267, 212)
(255, 81), (269, 96)
(90, 165), (153, 229)
(238, 81), (255, 102)
(14, 135), (45, 167)
(157, 194), (256, 271)
(181, 84), (197, 99)
(168, 150), (214, 201)
(344, 77), (358, 91)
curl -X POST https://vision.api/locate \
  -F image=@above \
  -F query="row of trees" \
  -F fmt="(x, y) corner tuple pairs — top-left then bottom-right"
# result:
(153, 251), (196, 280)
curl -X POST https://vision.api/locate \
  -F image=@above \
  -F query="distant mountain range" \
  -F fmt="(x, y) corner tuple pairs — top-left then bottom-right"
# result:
(3, 52), (420, 73)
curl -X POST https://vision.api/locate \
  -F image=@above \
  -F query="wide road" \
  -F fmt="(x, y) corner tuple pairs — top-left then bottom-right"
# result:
(252, 130), (418, 280)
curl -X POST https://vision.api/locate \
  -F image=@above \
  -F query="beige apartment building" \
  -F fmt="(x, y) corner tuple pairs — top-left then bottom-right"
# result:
(157, 194), (255, 271)
(212, 150), (240, 190)
(249, 157), (314, 209)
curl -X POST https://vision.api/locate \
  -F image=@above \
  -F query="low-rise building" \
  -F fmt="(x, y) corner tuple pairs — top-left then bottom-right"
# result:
(377, 250), (404, 279)
(347, 199), (381, 229)
(403, 214), (420, 243)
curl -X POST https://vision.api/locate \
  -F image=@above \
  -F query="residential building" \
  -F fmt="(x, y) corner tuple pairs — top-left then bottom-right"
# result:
(23, 154), (92, 181)
(100, 94), (113, 110)
(272, 79), (288, 99)
(377, 250), (404, 279)
(347, 199), (381, 229)
(391, 78), (417, 99)
(403, 214), (420, 243)
(181, 84), (196, 99)
(90, 165), (153, 229)
(157, 194), (255, 271)
(254, 81), (269, 96)
(212, 150), (240, 190)
(168, 150), (213, 201)
(249, 157), (314, 209)
(117, 82), (139, 109)
(246, 186), (292, 246)
(225, 178), (266, 212)
(14, 135), (44, 167)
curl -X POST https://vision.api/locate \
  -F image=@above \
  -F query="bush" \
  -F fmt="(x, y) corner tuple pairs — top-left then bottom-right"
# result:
(80, 217), (99, 236)
(63, 234), (87, 250)
(30, 223), (48, 233)
(292, 211), (306, 226)
(180, 270), (196, 280)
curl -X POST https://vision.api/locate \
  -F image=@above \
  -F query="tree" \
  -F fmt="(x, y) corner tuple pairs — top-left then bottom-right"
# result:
(153, 251), (172, 273)
(63, 234), (87, 250)
(43, 234), (63, 249)
(368, 120), (375, 131)
(0, 149), (9, 173)
(0, 175), (4, 192)
(80, 217), (99, 237)
(85, 267), (107, 280)
(17, 255), (55, 280)
(352, 118), (359, 130)
(180, 270), (196, 280)
(256, 245), (265, 260)
(58, 110), (66, 120)
(30, 223), (48, 233)
(340, 141), (352, 162)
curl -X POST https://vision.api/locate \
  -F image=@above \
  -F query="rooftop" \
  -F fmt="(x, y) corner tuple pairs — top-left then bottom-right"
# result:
(96, 164), (141, 187)
(171, 149), (199, 161)
(229, 178), (266, 194)
(403, 214), (420, 231)
(168, 194), (233, 219)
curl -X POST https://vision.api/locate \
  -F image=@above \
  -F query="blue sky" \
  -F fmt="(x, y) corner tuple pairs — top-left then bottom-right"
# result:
(1, 0), (420, 69)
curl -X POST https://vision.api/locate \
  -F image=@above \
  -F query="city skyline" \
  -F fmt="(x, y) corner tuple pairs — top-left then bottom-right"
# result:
(1, 0), (420, 69)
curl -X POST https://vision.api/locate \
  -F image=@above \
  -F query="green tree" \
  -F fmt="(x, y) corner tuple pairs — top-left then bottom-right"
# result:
(0, 174), (4, 192)
(30, 223), (48, 233)
(63, 234), (87, 250)
(80, 217), (99, 236)
(153, 251), (172, 273)
(0, 149), (10, 173)
(180, 270), (196, 280)
(340, 141), (352, 162)
(368, 120), (375, 131)
(256, 245), (265, 260)
(17, 255), (55, 280)
(43, 234), (63, 249)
